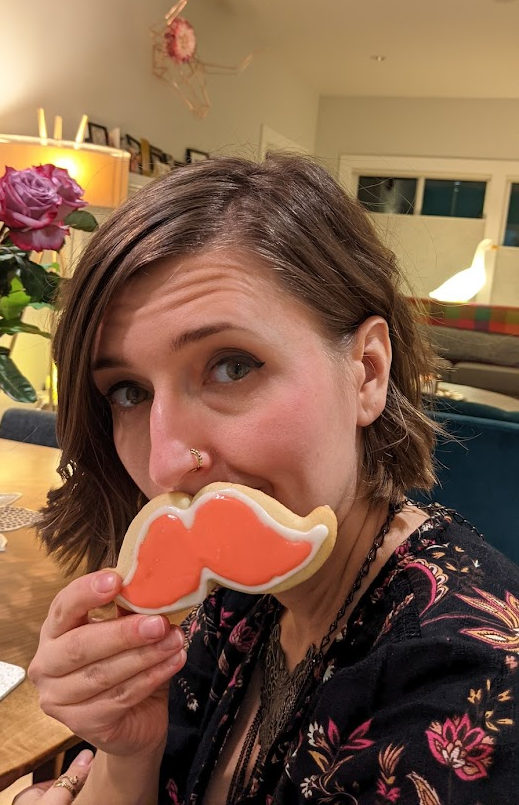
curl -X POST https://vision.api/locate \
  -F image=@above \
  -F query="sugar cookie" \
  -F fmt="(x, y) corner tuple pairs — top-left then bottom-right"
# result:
(115, 483), (337, 617)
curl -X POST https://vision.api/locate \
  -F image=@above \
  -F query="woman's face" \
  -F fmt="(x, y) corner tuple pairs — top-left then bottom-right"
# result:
(92, 249), (371, 521)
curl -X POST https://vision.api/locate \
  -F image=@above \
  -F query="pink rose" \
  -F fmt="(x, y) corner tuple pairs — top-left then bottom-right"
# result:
(0, 165), (86, 252)
(8, 221), (70, 251)
(36, 164), (86, 221)
(0, 166), (59, 226)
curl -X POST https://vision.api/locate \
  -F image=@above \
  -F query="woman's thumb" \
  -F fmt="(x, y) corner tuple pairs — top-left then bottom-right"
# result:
(53, 749), (94, 797)
(11, 748), (94, 803)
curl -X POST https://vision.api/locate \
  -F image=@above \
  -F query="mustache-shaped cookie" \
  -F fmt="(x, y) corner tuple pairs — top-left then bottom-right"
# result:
(115, 483), (337, 616)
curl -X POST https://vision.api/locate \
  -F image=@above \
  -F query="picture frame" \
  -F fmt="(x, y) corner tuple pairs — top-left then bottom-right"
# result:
(140, 138), (151, 176)
(149, 145), (165, 170)
(185, 148), (210, 163)
(124, 134), (142, 174)
(153, 161), (171, 178)
(163, 155), (185, 170)
(108, 127), (121, 149)
(87, 122), (109, 146)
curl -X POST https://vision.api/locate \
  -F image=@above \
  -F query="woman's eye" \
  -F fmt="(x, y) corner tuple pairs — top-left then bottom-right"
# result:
(210, 355), (264, 384)
(107, 384), (150, 408)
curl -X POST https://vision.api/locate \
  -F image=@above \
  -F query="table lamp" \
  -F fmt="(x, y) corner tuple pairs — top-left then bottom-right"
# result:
(0, 115), (131, 408)
(0, 131), (130, 209)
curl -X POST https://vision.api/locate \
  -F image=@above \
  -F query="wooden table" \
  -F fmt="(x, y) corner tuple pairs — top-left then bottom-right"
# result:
(0, 440), (78, 791)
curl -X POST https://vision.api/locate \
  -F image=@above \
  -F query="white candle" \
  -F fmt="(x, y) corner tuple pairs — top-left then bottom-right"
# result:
(37, 107), (47, 141)
(75, 114), (88, 145)
(53, 115), (62, 140)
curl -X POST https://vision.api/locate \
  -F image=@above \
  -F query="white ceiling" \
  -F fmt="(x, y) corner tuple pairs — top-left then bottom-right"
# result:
(225, 0), (519, 98)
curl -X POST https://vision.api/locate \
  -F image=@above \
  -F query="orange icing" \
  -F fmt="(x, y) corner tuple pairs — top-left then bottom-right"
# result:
(120, 495), (313, 609)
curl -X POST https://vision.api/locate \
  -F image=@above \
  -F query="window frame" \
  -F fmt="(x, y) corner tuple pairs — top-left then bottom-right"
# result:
(339, 154), (519, 247)
(420, 178), (487, 219)
(504, 182), (519, 247)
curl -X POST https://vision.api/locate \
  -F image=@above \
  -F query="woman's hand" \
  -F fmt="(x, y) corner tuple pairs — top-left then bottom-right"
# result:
(12, 749), (93, 803)
(28, 570), (186, 758)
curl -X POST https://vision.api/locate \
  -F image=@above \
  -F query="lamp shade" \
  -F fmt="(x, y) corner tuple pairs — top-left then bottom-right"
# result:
(0, 134), (130, 208)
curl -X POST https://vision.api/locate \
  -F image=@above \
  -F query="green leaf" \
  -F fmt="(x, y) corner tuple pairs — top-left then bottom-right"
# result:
(65, 210), (98, 232)
(27, 302), (54, 310)
(12, 253), (33, 269)
(0, 251), (20, 262)
(0, 277), (31, 318)
(0, 244), (27, 261)
(18, 261), (62, 305)
(9, 276), (25, 292)
(0, 347), (37, 402)
(0, 265), (17, 297)
(0, 246), (29, 269)
(0, 319), (51, 337)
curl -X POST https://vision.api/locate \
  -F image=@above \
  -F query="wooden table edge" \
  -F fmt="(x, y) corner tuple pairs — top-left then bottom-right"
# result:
(0, 733), (79, 791)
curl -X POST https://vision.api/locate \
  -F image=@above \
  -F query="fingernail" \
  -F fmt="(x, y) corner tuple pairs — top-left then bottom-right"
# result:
(93, 572), (117, 594)
(74, 748), (94, 767)
(168, 648), (187, 669)
(158, 629), (184, 651)
(171, 629), (184, 650)
(139, 615), (166, 640)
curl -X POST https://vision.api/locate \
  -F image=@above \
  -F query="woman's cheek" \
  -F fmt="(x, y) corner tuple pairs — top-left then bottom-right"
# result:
(241, 389), (318, 461)
(113, 418), (149, 482)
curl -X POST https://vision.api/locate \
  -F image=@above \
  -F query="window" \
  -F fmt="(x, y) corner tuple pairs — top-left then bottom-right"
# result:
(504, 183), (519, 247)
(357, 175), (487, 218)
(341, 155), (519, 251)
(357, 176), (416, 214)
(421, 179), (486, 218)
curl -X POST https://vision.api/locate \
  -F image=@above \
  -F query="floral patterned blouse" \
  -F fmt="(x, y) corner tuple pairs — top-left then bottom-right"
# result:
(159, 507), (519, 804)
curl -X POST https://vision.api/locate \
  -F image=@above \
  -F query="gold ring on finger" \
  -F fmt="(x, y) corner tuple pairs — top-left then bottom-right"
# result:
(53, 774), (79, 797)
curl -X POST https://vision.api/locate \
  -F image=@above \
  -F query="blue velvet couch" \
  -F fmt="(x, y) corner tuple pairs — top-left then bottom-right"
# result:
(412, 408), (519, 564)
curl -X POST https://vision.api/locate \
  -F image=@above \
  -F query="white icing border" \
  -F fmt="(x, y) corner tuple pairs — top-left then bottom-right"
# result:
(118, 488), (330, 614)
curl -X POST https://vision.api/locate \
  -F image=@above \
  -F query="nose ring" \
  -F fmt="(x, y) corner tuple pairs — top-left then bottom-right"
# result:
(189, 448), (203, 472)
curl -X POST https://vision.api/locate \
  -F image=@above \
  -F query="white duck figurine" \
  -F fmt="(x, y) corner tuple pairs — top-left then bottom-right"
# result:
(429, 239), (497, 303)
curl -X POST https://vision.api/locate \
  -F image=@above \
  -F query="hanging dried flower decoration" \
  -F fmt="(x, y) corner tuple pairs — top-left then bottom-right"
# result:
(151, 0), (254, 119)
(165, 16), (197, 64)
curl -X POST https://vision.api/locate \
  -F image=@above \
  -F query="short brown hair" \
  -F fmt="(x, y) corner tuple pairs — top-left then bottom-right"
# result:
(40, 153), (440, 574)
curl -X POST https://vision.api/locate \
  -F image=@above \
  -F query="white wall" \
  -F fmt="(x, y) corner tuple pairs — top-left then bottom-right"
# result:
(315, 97), (519, 170)
(316, 97), (519, 306)
(1, 0), (318, 160)
(1, 0), (319, 409)
(0, 307), (54, 419)
(368, 214), (486, 299)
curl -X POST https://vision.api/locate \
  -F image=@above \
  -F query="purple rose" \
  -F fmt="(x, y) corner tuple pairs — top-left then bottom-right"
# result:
(7, 220), (70, 251)
(0, 164), (86, 252)
(36, 164), (87, 221)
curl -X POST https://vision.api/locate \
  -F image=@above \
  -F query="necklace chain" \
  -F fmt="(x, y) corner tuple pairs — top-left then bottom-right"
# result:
(225, 499), (404, 804)
(315, 498), (404, 662)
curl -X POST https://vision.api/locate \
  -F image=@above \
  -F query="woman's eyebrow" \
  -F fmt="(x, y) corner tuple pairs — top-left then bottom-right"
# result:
(92, 323), (249, 371)
(91, 355), (131, 372)
(170, 323), (240, 352)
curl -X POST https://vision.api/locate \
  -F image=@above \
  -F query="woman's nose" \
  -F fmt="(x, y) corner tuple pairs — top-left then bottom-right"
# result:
(147, 397), (210, 492)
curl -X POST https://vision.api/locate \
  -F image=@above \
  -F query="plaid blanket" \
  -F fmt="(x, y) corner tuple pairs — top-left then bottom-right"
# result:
(411, 298), (519, 336)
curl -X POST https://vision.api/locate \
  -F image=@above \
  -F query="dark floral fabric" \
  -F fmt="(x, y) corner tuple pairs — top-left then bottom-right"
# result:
(159, 508), (519, 804)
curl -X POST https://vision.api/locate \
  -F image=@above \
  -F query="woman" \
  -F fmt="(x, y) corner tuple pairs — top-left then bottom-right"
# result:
(17, 155), (518, 804)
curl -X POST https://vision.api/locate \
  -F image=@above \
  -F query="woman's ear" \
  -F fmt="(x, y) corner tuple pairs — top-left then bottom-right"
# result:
(350, 316), (392, 427)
